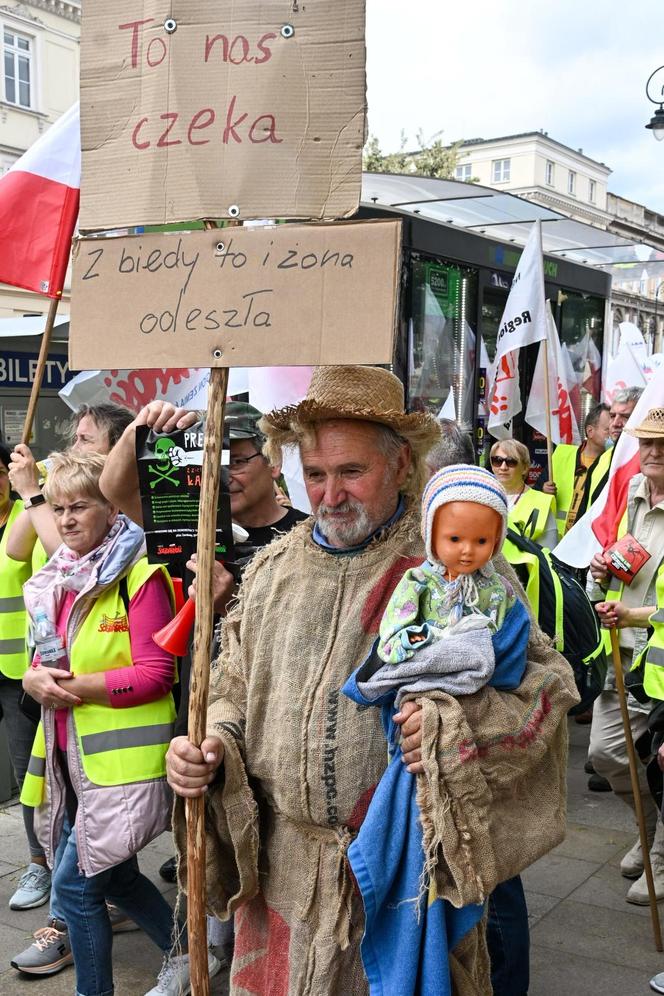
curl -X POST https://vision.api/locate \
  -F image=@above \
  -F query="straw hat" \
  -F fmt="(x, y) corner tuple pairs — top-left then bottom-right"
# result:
(624, 408), (664, 439)
(262, 365), (439, 444)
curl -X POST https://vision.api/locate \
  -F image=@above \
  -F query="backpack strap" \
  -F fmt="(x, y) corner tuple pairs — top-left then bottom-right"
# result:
(118, 575), (130, 612)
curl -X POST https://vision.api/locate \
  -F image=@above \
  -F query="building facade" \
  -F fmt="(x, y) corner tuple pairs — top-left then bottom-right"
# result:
(0, 0), (80, 319)
(455, 132), (664, 352)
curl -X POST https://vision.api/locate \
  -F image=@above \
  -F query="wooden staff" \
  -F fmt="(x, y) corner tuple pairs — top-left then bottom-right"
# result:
(22, 295), (60, 445)
(610, 628), (663, 951)
(541, 339), (554, 483)
(186, 218), (233, 995)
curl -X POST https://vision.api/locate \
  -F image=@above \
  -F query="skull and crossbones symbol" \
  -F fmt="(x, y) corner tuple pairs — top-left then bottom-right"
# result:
(148, 437), (186, 488)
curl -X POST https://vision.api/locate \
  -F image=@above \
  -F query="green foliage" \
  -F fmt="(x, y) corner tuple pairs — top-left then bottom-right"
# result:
(363, 130), (469, 180)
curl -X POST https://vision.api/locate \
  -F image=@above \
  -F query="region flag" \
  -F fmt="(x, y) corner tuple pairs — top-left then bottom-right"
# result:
(555, 364), (664, 567)
(0, 102), (80, 298)
(525, 303), (580, 445)
(488, 220), (548, 437)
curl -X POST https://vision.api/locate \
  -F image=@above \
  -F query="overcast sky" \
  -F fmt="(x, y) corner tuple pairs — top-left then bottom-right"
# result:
(366, 0), (664, 213)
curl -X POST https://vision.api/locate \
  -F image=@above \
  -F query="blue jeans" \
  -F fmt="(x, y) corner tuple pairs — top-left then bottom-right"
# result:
(486, 876), (530, 996)
(53, 823), (178, 996)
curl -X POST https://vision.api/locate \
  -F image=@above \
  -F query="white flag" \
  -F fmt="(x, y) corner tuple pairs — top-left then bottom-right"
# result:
(603, 343), (647, 404)
(488, 220), (547, 436)
(525, 304), (580, 445)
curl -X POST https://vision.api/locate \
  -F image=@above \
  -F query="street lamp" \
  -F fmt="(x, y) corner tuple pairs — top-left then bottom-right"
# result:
(645, 67), (664, 141)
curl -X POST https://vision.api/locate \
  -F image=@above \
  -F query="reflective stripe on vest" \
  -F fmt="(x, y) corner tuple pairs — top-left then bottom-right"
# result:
(640, 566), (664, 700)
(69, 560), (176, 787)
(20, 722), (46, 808)
(600, 512), (628, 658)
(0, 502), (31, 679)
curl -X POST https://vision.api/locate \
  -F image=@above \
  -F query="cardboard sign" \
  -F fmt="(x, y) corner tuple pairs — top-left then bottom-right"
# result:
(79, 0), (366, 229)
(136, 422), (234, 574)
(69, 219), (401, 370)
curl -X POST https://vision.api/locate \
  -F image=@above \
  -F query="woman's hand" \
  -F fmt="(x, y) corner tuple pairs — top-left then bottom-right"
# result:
(394, 700), (424, 774)
(595, 600), (630, 629)
(23, 666), (81, 708)
(166, 735), (224, 797)
(9, 444), (40, 499)
(590, 553), (609, 586)
(134, 401), (198, 434)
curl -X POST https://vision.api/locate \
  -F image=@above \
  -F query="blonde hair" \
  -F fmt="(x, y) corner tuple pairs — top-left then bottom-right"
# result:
(261, 416), (433, 499)
(43, 450), (109, 506)
(490, 439), (531, 482)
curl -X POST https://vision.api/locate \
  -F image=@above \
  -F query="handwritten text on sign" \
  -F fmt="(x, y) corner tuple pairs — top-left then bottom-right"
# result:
(79, 1), (366, 229)
(69, 220), (401, 371)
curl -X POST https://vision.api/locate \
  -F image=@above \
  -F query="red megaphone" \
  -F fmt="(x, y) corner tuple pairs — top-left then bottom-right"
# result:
(153, 577), (195, 655)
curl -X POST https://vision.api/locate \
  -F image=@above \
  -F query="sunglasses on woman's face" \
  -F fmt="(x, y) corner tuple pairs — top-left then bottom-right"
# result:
(490, 455), (519, 468)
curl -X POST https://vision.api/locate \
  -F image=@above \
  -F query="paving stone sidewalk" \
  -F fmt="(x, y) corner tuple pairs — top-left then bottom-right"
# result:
(0, 718), (660, 994)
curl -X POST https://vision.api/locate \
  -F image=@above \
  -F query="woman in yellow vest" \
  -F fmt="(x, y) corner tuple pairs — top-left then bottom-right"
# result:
(489, 439), (558, 548)
(18, 451), (221, 996)
(0, 442), (53, 911)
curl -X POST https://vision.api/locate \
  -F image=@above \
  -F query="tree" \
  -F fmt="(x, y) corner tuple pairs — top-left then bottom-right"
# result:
(363, 130), (475, 181)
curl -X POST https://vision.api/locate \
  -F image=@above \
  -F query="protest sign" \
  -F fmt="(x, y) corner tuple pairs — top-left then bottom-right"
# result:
(79, 0), (366, 229)
(69, 219), (401, 370)
(136, 422), (234, 575)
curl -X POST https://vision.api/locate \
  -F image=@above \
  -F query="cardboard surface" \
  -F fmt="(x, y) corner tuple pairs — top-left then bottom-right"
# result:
(79, 0), (366, 229)
(69, 219), (401, 370)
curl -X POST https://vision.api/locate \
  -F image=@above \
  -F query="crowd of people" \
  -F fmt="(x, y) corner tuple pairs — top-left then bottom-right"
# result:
(2, 369), (664, 994)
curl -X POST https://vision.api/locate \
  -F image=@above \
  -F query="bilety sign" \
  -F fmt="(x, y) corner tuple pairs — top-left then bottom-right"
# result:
(0, 351), (70, 390)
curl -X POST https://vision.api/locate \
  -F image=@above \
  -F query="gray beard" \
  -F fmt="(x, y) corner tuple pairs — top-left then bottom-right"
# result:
(315, 499), (373, 548)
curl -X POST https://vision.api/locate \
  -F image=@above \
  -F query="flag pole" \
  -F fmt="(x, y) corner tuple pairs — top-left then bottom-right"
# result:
(22, 295), (60, 445)
(185, 219), (233, 996)
(541, 339), (554, 482)
(610, 628), (663, 951)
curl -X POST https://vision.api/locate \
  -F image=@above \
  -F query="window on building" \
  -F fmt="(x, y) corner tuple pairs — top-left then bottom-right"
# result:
(545, 161), (555, 186)
(568, 170), (576, 195)
(589, 179), (596, 202)
(4, 29), (32, 108)
(455, 163), (472, 181)
(492, 158), (511, 183)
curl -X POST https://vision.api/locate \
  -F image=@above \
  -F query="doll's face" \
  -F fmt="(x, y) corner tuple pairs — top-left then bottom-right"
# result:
(431, 502), (502, 578)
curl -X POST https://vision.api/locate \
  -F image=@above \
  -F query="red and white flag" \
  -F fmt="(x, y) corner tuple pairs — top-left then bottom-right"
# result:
(488, 220), (548, 438)
(525, 303), (580, 445)
(555, 364), (664, 567)
(0, 102), (80, 298)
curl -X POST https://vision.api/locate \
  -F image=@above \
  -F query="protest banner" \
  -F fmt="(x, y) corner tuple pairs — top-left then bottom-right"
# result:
(79, 0), (366, 229)
(69, 219), (401, 369)
(526, 304), (580, 447)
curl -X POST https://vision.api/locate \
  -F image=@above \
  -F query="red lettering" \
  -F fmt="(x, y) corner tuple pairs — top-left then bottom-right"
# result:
(255, 32), (276, 65)
(147, 36), (167, 68)
(132, 117), (150, 150)
(157, 112), (182, 148)
(204, 33), (230, 62)
(249, 114), (283, 144)
(118, 18), (154, 68)
(229, 35), (253, 65)
(223, 95), (248, 144)
(187, 108), (215, 145)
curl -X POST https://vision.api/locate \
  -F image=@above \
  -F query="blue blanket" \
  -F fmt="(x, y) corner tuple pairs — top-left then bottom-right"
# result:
(342, 599), (530, 995)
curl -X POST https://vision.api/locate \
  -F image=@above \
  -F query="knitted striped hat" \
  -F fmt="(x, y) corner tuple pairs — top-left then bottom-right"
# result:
(421, 463), (508, 565)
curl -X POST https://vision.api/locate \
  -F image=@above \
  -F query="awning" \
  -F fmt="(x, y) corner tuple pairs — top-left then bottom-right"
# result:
(361, 173), (664, 271)
(0, 314), (70, 339)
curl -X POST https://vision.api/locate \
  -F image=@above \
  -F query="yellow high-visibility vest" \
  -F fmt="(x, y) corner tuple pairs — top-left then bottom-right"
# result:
(508, 488), (556, 545)
(0, 501), (31, 679)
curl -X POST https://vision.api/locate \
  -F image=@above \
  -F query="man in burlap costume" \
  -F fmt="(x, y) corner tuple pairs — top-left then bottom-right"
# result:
(168, 365), (579, 996)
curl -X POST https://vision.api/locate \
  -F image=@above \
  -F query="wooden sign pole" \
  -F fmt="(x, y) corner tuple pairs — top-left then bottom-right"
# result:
(186, 219), (233, 995)
(610, 628), (663, 951)
(22, 295), (60, 445)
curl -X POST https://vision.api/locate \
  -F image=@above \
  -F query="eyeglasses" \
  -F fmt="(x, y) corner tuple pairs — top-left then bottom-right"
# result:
(490, 455), (519, 468)
(228, 452), (263, 472)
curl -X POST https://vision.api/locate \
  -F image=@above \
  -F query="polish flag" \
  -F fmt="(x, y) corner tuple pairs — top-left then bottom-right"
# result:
(0, 102), (80, 298)
(554, 364), (664, 567)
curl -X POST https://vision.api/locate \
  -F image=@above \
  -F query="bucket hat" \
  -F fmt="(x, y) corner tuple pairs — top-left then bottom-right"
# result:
(624, 408), (664, 439)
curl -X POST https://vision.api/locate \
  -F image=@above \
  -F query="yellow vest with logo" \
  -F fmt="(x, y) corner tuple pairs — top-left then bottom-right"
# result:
(633, 565), (664, 701)
(0, 501), (32, 678)
(508, 489), (556, 546)
(21, 559), (175, 805)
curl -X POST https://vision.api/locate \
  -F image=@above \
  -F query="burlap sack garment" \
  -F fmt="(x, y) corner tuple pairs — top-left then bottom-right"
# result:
(174, 508), (579, 996)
